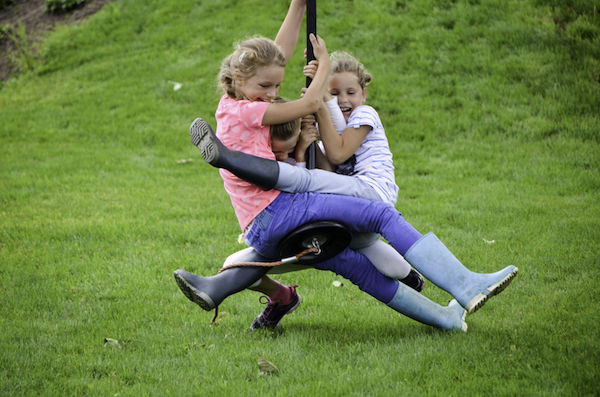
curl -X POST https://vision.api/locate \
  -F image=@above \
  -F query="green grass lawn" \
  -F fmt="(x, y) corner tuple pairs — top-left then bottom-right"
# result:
(1, 0), (599, 395)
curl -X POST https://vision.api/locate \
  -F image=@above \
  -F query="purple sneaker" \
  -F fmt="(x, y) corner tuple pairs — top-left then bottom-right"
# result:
(250, 286), (301, 330)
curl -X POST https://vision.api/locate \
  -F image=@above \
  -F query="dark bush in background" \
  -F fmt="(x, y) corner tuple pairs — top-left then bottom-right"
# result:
(46, 0), (86, 13)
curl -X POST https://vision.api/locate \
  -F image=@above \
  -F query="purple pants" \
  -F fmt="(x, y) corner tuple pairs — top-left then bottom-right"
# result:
(313, 248), (399, 303)
(244, 192), (423, 303)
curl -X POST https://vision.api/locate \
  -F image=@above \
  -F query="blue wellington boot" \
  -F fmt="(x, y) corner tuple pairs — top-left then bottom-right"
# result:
(387, 283), (467, 332)
(404, 233), (518, 314)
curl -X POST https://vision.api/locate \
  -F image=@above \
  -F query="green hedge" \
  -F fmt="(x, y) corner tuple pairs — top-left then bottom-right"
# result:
(46, 0), (86, 13)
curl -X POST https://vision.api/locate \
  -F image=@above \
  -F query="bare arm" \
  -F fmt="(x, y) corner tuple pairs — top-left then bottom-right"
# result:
(263, 34), (330, 125)
(275, 0), (306, 63)
(315, 105), (370, 165)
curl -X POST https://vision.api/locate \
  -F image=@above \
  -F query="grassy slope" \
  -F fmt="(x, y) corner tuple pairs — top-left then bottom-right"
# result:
(1, 0), (599, 395)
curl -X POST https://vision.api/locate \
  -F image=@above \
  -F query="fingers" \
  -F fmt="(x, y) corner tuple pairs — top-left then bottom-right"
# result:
(303, 60), (318, 78)
(299, 127), (318, 144)
(309, 33), (322, 44)
(302, 114), (316, 123)
(309, 34), (328, 58)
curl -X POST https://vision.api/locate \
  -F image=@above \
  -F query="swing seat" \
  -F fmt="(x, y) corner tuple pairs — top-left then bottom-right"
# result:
(279, 221), (352, 265)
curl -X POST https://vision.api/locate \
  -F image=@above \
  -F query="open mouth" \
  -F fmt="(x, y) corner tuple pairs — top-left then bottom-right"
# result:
(340, 106), (353, 115)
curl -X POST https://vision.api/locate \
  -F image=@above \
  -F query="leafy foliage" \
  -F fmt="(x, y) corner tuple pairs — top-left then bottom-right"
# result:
(45, 0), (86, 13)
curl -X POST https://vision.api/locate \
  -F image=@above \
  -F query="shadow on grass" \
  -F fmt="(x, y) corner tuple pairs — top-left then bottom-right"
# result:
(250, 318), (461, 344)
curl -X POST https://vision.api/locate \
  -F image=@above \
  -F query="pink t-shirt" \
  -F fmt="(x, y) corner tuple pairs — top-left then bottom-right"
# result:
(215, 95), (281, 230)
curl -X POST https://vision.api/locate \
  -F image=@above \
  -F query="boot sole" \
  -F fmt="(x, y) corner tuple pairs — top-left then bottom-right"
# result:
(190, 118), (220, 165)
(465, 267), (519, 314)
(173, 270), (215, 311)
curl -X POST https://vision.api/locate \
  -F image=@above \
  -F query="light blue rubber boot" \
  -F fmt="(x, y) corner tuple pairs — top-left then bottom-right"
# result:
(386, 283), (467, 332)
(404, 233), (518, 314)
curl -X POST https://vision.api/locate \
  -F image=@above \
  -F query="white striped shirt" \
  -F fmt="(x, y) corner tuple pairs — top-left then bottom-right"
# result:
(337, 105), (399, 205)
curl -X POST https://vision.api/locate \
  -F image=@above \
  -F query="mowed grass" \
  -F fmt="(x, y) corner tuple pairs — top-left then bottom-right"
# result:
(1, 0), (599, 395)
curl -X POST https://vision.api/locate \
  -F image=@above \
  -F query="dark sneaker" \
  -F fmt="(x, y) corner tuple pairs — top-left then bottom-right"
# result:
(250, 286), (301, 330)
(400, 269), (426, 292)
(189, 118), (222, 165)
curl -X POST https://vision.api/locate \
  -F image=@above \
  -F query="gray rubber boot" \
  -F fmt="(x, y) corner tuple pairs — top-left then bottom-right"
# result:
(174, 266), (270, 310)
(190, 118), (279, 190)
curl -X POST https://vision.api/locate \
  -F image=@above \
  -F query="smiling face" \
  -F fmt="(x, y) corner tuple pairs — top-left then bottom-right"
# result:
(328, 71), (367, 121)
(236, 64), (285, 102)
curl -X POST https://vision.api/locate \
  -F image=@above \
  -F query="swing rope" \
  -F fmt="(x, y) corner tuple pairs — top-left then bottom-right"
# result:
(217, 246), (320, 274)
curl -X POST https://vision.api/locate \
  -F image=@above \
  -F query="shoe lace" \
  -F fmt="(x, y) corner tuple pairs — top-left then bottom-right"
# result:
(256, 285), (299, 323)
(211, 305), (219, 324)
(257, 295), (277, 321)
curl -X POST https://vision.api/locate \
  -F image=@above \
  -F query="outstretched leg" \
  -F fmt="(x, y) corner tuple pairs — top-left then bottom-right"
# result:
(190, 117), (383, 199)
(174, 266), (270, 310)
(316, 248), (466, 331)
(404, 233), (518, 314)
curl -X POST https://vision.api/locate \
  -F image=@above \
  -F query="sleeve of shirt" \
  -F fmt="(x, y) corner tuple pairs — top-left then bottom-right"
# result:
(346, 106), (378, 130)
(240, 100), (271, 129)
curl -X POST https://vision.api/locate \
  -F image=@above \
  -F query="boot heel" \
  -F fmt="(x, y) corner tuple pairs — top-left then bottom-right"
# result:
(465, 293), (488, 314)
